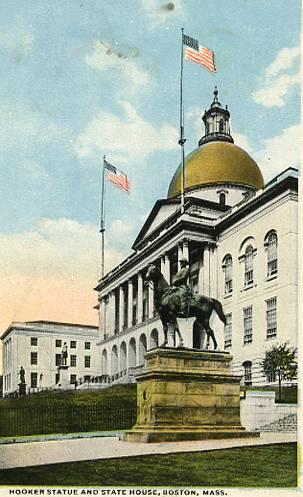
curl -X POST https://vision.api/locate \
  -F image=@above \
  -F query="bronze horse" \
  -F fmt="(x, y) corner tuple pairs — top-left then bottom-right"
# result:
(145, 264), (226, 350)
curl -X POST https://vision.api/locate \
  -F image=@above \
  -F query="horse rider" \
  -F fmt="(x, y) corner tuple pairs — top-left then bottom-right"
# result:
(172, 257), (192, 315)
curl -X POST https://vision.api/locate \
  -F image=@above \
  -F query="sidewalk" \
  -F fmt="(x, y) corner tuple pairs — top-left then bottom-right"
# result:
(0, 432), (296, 470)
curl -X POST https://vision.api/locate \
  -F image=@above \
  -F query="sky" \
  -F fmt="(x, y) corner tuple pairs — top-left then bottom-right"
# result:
(0, 0), (300, 352)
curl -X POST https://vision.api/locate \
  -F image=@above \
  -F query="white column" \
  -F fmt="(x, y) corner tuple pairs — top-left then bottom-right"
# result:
(99, 298), (106, 339)
(209, 244), (218, 298)
(182, 238), (189, 261)
(161, 253), (171, 284)
(128, 279), (133, 329)
(178, 243), (183, 262)
(198, 246), (204, 293)
(203, 244), (210, 297)
(108, 292), (115, 336)
(148, 283), (154, 319)
(137, 273), (143, 324)
(119, 286), (124, 332)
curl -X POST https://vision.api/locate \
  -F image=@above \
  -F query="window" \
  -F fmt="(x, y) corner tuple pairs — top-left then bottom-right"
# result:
(70, 341), (77, 349)
(84, 375), (91, 382)
(84, 342), (91, 350)
(56, 340), (62, 347)
(219, 192), (226, 205)
(266, 297), (277, 339)
(84, 356), (91, 368)
(31, 372), (38, 388)
(224, 313), (232, 349)
(219, 118), (224, 132)
(267, 232), (278, 277)
(70, 355), (77, 367)
(243, 306), (253, 344)
(223, 255), (233, 295)
(55, 354), (61, 366)
(31, 337), (38, 346)
(243, 361), (252, 386)
(70, 374), (77, 385)
(244, 246), (254, 287)
(31, 352), (38, 365)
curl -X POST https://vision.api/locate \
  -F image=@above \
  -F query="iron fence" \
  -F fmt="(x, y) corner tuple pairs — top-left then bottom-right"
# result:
(0, 403), (137, 437)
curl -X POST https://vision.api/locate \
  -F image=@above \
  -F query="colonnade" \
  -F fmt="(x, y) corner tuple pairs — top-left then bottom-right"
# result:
(101, 328), (159, 378)
(99, 240), (217, 340)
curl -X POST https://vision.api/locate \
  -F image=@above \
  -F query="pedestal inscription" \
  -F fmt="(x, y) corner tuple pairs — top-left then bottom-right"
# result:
(124, 347), (260, 442)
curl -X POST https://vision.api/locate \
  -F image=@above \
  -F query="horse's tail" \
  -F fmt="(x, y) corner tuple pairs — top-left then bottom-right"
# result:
(212, 299), (227, 325)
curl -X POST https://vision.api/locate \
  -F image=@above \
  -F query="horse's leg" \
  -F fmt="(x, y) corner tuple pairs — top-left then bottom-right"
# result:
(207, 326), (217, 350)
(173, 317), (184, 348)
(160, 316), (168, 347)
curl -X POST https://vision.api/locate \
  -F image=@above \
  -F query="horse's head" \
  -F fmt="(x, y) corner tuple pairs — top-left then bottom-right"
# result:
(145, 263), (161, 283)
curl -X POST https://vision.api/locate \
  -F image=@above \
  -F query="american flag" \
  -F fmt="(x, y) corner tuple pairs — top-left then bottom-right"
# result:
(104, 159), (131, 194)
(183, 34), (216, 73)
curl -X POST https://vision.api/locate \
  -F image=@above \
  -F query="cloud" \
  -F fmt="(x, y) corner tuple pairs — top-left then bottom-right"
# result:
(85, 41), (151, 93)
(232, 132), (254, 156)
(0, 218), (126, 335)
(75, 100), (178, 163)
(252, 46), (300, 107)
(255, 124), (300, 181)
(142, 0), (186, 27)
(0, 26), (33, 55)
(0, 103), (68, 154)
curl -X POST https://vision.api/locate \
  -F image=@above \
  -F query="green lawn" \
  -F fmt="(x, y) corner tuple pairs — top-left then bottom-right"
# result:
(0, 443), (297, 487)
(0, 384), (137, 408)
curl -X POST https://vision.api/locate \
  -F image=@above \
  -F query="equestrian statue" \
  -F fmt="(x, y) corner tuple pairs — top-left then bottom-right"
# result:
(145, 258), (226, 350)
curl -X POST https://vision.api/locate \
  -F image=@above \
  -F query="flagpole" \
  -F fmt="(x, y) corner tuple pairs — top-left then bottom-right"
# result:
(179, 27), (186, 214)
(100, 155), (106, 279)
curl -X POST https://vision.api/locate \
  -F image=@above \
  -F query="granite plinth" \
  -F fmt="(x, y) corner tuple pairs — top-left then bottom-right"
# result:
(18, 383), (26, 397)
(124, 347), (259, 443)
(56, 364), (69, 389)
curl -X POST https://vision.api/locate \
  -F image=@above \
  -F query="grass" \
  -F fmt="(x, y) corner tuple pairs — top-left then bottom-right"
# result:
(0, 384), (137, 408)
(0, 385), (137, 437)
(0, 443), (297, 487)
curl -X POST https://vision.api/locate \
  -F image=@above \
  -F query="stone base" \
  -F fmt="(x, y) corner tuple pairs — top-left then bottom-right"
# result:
(124, 428), (259, 443)
(124, 347), (260, 443)
(18, 383), (26, 397)
(56, 365), (69, 389)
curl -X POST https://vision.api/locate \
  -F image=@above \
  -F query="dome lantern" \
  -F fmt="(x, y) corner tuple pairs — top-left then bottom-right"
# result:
(199, 87), (234, 146)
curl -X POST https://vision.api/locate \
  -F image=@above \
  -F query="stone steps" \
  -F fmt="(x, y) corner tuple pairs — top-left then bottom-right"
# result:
(258, 413), (297, 432)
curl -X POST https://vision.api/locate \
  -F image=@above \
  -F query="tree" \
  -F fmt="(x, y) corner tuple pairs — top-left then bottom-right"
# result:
(262, 343), (297, 402)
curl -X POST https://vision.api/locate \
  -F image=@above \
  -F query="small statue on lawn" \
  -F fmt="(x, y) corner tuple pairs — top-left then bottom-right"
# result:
(19, 366), (26, 384)
(61, 342), (68, 366)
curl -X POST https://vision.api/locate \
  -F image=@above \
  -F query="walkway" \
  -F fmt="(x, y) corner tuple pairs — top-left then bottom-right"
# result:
(0, 432), (296, 469)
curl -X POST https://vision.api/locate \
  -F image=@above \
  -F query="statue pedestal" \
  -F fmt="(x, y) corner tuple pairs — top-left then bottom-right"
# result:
(18, 383), (26, 397)
(56, 365), (69, 389)
(124, 347), (259, 443)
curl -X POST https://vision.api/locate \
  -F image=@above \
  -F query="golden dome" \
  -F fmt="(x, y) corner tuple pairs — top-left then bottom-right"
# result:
(167, 141), (264, 198)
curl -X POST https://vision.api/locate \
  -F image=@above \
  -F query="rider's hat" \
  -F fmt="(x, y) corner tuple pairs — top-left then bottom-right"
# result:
(179, 257), (189, 265)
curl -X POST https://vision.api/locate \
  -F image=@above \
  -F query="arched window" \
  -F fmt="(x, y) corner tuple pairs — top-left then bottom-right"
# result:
(139, 334), (147, 366)
(223, 255), (233, 295)
(150, 329), (159, 349)
(267, 232), (278, 277)
(219, 118), (224, 132)
(244, 245), (254, 287)
(243, 360), (252, 386)
(219, 192), (226, 205)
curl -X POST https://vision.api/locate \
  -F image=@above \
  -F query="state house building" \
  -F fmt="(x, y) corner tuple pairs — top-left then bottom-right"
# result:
(95, 89), (298, 387)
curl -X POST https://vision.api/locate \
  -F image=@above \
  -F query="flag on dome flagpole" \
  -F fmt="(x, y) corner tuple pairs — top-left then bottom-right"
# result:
(100, 157), (131, 279)
(179, 30), (216, 215)
(183, 34), (216, 73)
